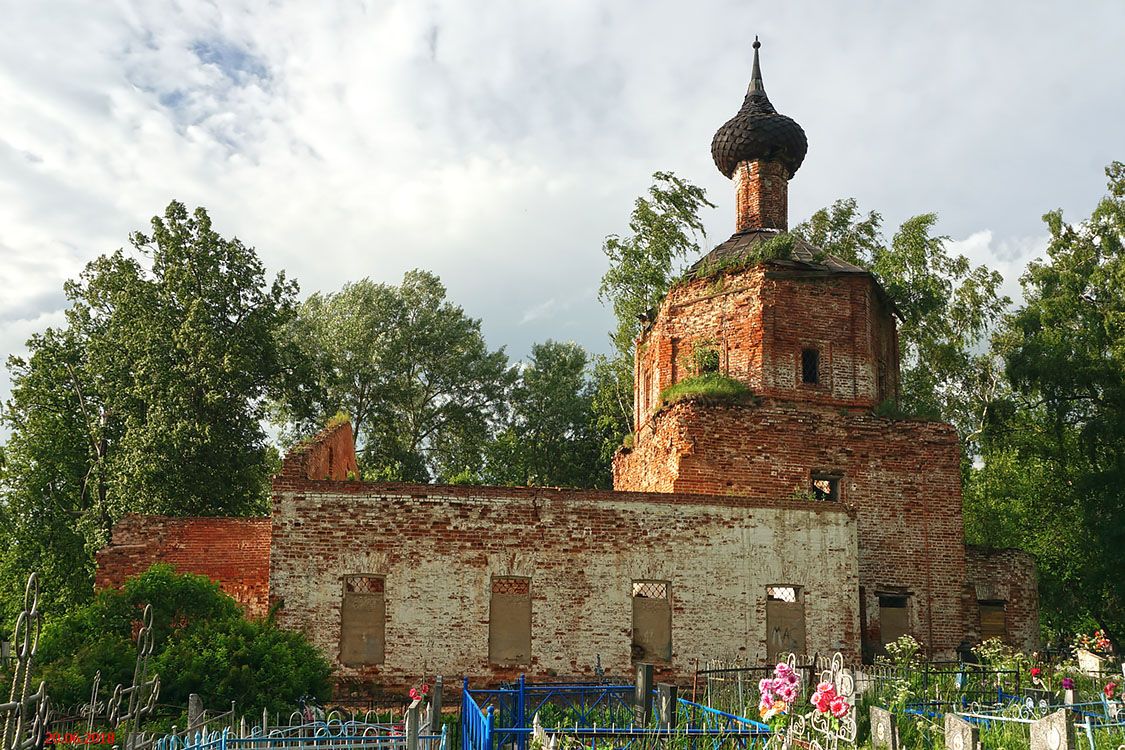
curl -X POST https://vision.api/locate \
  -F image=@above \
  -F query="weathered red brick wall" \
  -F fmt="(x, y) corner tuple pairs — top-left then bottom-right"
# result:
(965, 545), (1039, 652)
(615, 400), (969, 659)
(95, 514), (271, 617)
(269, 476), (860, 687)
(286, 421), (360, 481)
(633, 266), (897, 431)
(736, 160), (789, 231)
(758, 272), (898, 407)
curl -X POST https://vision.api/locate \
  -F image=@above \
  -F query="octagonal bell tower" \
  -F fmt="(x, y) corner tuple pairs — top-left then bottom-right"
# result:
(616, 39), (901, 485)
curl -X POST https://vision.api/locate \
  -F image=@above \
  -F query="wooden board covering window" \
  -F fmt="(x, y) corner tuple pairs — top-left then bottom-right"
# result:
(489, 577), (531, 666)
(879, 595), (910, 647)
(979, 601), (1007, 641)
(766, 586), (806, 661)
(340, 575), (385, 665)
(631, 581), (672, 663)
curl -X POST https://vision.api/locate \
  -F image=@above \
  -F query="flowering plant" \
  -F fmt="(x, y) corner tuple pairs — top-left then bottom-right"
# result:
(758, 663), (800, 730)
(1061, 677), (1075, 691)
(811, 680), (851, 721)
(408, 683), (431, 703)
(1105, 682), (1117, 700)
(1073, 629), (1113, 656)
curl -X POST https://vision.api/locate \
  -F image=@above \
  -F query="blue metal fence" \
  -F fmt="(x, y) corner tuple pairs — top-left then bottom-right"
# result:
(460, 678), (770, 750)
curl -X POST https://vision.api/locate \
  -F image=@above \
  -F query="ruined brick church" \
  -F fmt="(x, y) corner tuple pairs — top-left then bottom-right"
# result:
(97, 42), (1038, 686)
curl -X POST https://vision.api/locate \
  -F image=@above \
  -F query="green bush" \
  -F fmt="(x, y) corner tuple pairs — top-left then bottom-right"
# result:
(33, 564), (331, 713)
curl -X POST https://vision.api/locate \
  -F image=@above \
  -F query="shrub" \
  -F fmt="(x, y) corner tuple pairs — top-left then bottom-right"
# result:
(33, 564), (331, 712)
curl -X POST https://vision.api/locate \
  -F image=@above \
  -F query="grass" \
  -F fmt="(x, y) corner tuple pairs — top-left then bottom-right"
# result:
(659, 373), (755, 407)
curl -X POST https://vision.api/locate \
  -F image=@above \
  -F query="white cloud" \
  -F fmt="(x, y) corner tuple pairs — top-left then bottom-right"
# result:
(946, 231), (1051, 309)
(0, 0), (1122, 423)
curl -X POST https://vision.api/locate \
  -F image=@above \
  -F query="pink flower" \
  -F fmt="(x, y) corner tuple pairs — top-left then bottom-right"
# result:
(785, 672), (799, 685)
(812, 691), (831, 713)
(1105, 683), (1117, 699)
(816, 682), (837, 700)
(778, 683), (798, 703)
(774, 663), (794, 678)
(829, 696), (850, 719)
(759, 678), (773, 695)
(421, 684), (430, 695)
(409, 688), (420, 701)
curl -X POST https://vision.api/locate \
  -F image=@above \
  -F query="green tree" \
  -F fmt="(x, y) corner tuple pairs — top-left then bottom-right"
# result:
(599, 172), (715, 357)
(595, 172), (714, 456)
(0, 202), (305, 618)
(795, 200), (1010, 449)
(277, 271), (515, 483)
(34, 565), (330, 715)
(483, 341), (606, 488)
(973, 162), (1125, 649)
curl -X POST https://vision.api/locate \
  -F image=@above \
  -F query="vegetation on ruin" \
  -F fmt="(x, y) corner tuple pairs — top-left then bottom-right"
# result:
(685, 231), (799, 281)
(658, 373), (754, 407)
(31, 565), (331, 716)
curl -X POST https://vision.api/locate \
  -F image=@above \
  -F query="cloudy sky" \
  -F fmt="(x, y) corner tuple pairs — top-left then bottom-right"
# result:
(1, 0), (1123, 414)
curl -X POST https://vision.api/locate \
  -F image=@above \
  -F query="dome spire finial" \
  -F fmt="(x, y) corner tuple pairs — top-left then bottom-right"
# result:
(749, 36), (764, 96)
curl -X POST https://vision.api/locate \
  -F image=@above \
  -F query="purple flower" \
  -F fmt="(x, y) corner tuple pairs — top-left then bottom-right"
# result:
(1062, 678), (1076, 691)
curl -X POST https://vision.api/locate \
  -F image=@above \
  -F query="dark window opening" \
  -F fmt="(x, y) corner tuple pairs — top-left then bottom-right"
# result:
(811, 474), (840, 501)
(801, 348), (820, 384)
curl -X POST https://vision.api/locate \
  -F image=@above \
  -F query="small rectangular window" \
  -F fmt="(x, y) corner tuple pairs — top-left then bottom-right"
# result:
(632, 580), (671, 663)
(979, 600), (1007, 641)
(489, 576), (531, 666)
(811, 474), (840, 501)
(801, 348), (819, 384)
(340, 575), (385, 665)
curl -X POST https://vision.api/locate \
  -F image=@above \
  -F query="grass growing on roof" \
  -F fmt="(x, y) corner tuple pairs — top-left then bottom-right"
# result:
(659, 373), (754, 406)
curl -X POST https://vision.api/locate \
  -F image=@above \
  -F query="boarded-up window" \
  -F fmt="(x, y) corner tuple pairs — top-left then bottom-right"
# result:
(766, 586), (806, 662)
(979, 600), (1007, 641)
(879, 594), (910, 647)
(632, 581), (671, 663)
(340, 575), (385, 665)
(489, 577), (531, 666)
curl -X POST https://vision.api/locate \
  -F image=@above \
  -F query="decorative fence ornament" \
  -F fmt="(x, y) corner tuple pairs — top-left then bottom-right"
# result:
(107, 604), (161, 750)
(80, 671), (105, 734)
(0, 574), (49, 750)
(773, 652), (858, 750)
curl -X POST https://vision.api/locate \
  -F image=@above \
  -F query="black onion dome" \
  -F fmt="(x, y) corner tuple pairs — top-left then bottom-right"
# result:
(711, 38), (808, 179)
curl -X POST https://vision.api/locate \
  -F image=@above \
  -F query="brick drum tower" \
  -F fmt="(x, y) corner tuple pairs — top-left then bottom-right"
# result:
(613, 40), (1037, 660)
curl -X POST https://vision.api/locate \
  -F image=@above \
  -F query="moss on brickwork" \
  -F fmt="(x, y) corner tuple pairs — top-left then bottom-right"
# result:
(659, 373), (755, 407)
